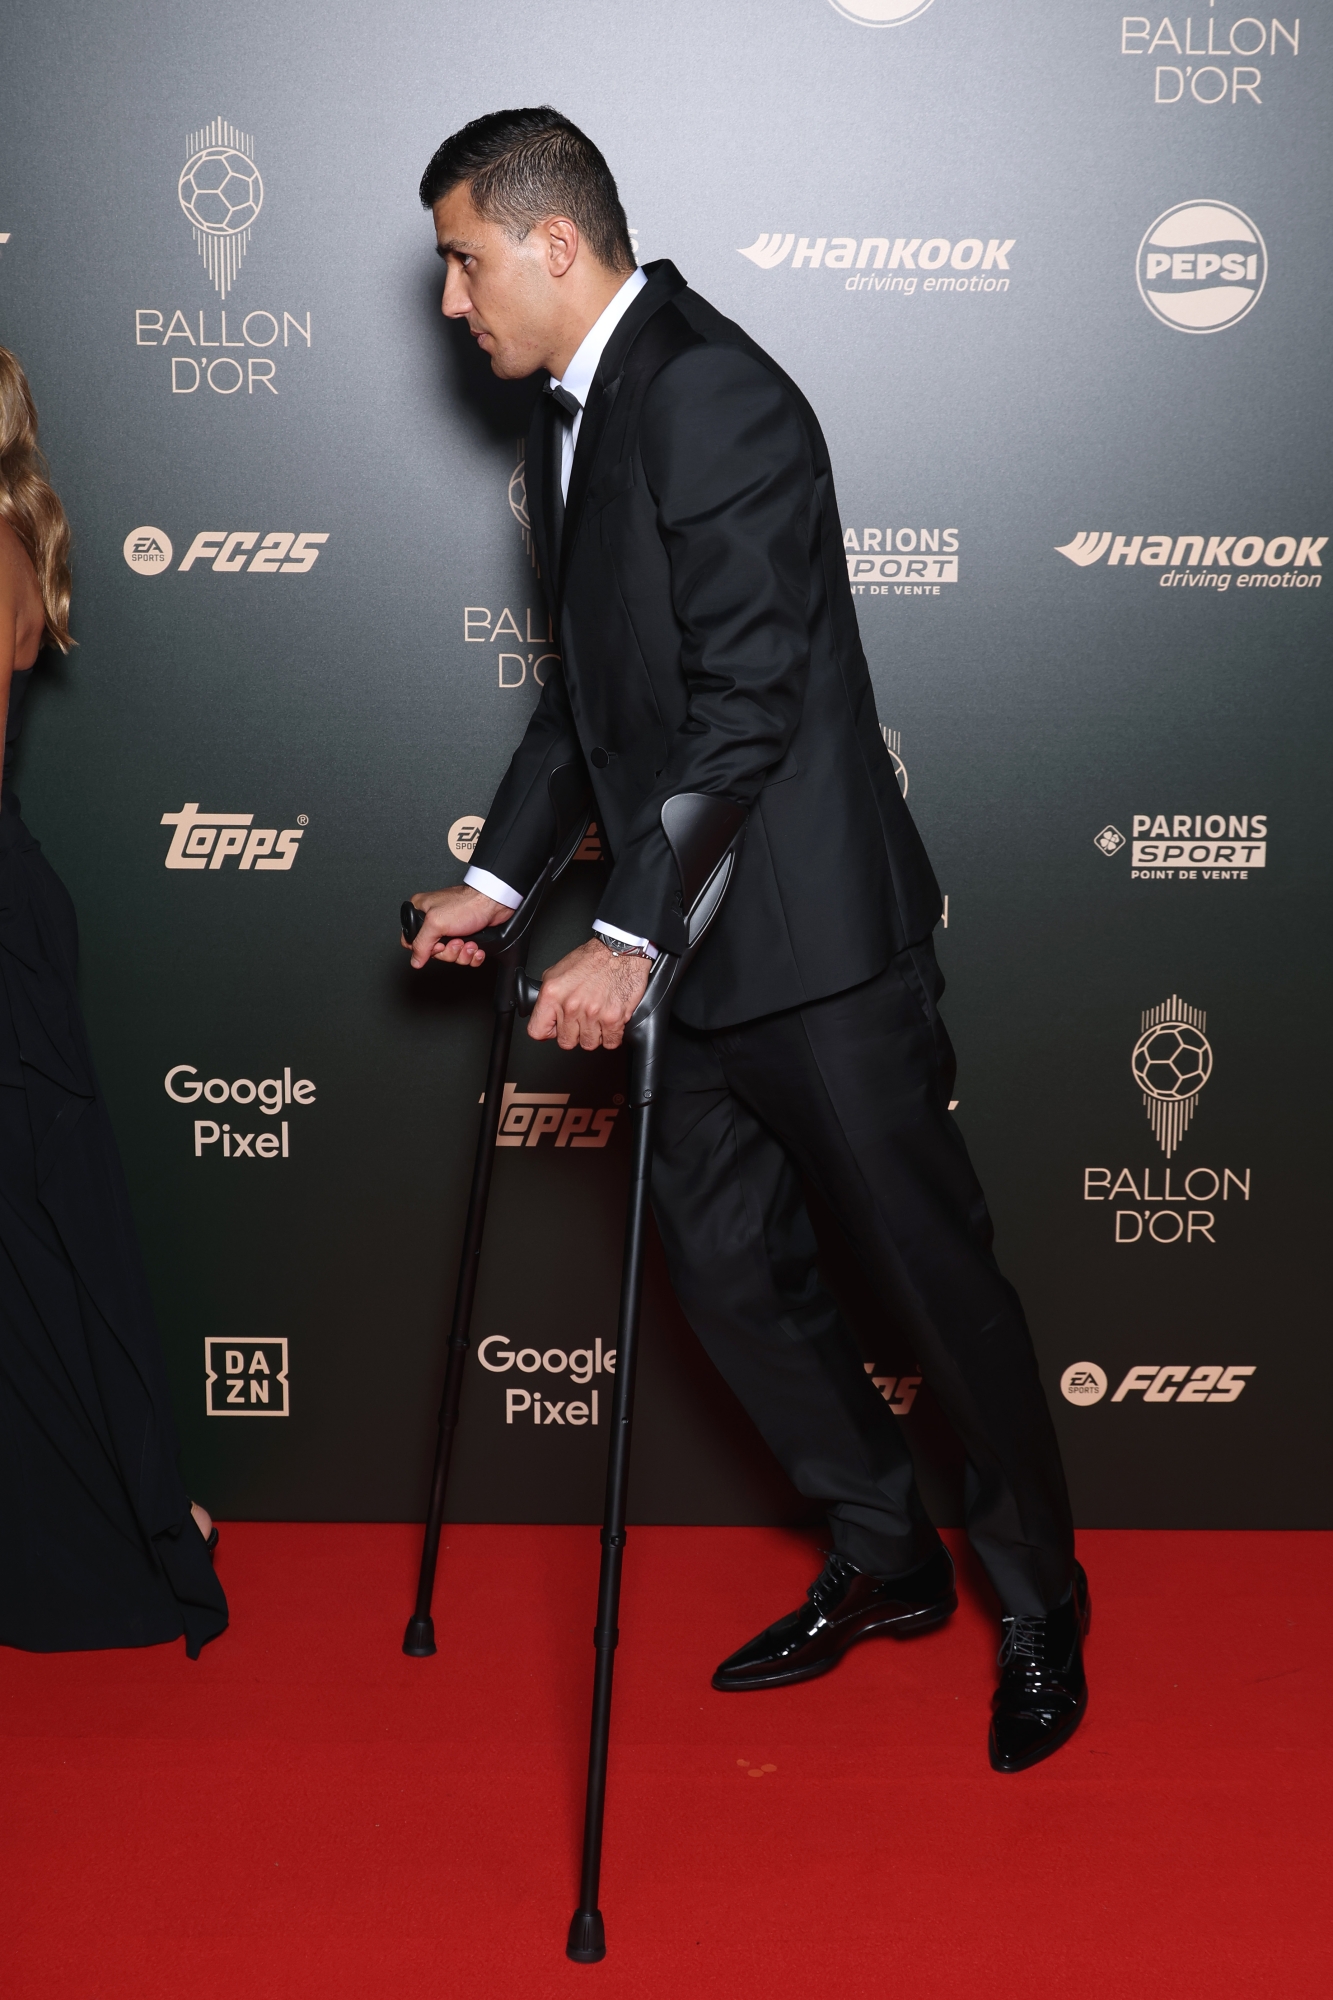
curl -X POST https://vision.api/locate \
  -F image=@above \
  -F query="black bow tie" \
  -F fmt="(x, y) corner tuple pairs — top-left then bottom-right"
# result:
(544, 381), (581, 423)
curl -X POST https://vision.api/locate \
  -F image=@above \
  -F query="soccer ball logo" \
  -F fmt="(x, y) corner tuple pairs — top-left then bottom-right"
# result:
(178, 148), (263, 236)
(179, 118), (262, 299)
(1132, 996), (1212, 1156)
(883, 727), (908, 797)
(1131, 1022), (1212, 1101)
(508, 455), (530, 530)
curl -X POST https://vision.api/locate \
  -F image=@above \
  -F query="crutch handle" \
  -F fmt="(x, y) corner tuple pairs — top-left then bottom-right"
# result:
(620, 793), (748, 1104)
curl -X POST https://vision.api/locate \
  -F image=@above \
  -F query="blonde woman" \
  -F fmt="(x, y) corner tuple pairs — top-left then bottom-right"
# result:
(0, 348), (226, 1656)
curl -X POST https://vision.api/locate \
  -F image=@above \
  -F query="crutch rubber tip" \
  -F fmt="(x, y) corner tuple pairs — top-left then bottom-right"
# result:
(402, 1615), (437, 1658)
(566, 1909), (606, 1963)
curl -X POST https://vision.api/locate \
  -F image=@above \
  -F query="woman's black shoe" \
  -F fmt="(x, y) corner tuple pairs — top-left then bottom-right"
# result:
(712, 1547), (957, 1691)
(988, 1562), (1090, 1772)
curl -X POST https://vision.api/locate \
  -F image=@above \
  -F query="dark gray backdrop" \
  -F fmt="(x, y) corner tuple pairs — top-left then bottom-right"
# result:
(1, 0), (1327, 1530)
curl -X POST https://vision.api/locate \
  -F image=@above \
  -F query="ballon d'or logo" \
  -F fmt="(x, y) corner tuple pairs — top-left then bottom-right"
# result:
(179, 117), (264, 299)
(1131, 996), (1213, 1157)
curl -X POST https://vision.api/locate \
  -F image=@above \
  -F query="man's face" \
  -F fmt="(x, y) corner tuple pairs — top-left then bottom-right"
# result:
(433, 185), (557, 380)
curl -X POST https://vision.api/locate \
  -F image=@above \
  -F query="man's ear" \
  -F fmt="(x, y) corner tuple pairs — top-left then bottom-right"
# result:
(545, 216), (580, 279)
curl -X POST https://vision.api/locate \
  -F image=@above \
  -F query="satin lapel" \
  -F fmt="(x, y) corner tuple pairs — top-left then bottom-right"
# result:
(557, 261), (689, 599)
(525, 398), (555, 587)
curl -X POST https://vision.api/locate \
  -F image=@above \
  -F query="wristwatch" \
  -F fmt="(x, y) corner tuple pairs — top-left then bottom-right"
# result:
(594, 931), (652, 960)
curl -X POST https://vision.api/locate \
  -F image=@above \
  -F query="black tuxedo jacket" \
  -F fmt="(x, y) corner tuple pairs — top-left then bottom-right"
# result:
(468, 260), (941, 1031)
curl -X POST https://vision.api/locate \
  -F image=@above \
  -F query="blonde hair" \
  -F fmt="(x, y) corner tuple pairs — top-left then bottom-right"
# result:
(0, 346), (73, 652)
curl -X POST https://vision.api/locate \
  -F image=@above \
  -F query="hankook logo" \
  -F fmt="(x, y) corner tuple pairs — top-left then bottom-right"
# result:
(738, 234), (1013, 296)
(1135, 200), (1266, 332)
(827, 0), (936, 23)
(179, 118), (263, 299)
(1056, 530), (1323, 592)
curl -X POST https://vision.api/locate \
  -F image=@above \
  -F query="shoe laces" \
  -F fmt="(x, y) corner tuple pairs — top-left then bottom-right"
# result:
(807, 1552), (857, 1618)
(998, 1614), (1046, 1668)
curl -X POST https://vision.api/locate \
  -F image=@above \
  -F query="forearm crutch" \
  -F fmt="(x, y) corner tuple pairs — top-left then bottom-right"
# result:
(558, 793), (747, 1965)
(399, 763), (592, 1659)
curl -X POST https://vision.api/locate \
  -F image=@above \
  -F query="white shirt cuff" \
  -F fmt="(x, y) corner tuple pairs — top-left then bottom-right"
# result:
(464, 865), (523, 911)
(593, 918), (658, 961)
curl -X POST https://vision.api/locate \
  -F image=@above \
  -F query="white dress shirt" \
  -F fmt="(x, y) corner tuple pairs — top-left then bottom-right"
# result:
(465, 267), (658, 954)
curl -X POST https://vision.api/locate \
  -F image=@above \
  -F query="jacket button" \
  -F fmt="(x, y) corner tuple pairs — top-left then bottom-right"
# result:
(590, 746), (610, 768)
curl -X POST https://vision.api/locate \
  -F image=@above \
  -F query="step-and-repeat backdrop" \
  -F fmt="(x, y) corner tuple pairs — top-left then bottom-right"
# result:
(2, 1), (1327, 1530)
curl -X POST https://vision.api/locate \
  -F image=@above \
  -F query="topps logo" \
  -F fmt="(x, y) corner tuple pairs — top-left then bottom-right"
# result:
(161, 804), (306, 871)
(492, 1082), (620, 1150)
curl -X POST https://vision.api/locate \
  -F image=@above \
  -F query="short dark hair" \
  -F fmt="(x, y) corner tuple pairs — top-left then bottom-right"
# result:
(419, 106), (635, 274)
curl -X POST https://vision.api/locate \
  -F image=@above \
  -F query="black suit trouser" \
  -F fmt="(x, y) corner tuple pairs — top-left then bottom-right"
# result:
(650, 940), (1075, 1618)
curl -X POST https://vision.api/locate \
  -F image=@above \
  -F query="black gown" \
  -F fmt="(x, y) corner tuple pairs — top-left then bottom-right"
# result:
(0, 664), (227, 1655)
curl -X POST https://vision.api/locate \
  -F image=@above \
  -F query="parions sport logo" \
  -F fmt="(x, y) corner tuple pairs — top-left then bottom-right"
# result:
(1093, 813), (1268, 880)
(738, 233), (1014, 297)
(1136, 200), (1266, 331)
(846, 526), (958, 594)
(123, 529), (329, 576)
(1056, 529), (1323, 591)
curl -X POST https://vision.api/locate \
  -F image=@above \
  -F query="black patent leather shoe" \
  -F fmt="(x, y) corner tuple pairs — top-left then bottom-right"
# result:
(712, 1547), (957, 1692)
(988, 1562), (1090, 1773)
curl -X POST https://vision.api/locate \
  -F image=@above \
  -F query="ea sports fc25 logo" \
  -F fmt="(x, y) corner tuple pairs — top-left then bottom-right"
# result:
(124, 529), (328, 576)
(1059, 1362), (1254, 1407)
(1136, 200), (1266, 332)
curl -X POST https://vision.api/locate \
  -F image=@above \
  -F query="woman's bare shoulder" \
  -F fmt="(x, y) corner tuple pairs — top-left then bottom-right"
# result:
(0, 517), (40, 596)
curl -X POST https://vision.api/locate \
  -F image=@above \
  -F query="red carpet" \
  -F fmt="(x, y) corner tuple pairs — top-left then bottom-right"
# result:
(2, 1524), (1326, 1999)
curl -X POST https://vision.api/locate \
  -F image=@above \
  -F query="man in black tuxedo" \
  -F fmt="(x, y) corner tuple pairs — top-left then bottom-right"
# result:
(407, 108), (1087, 1772)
